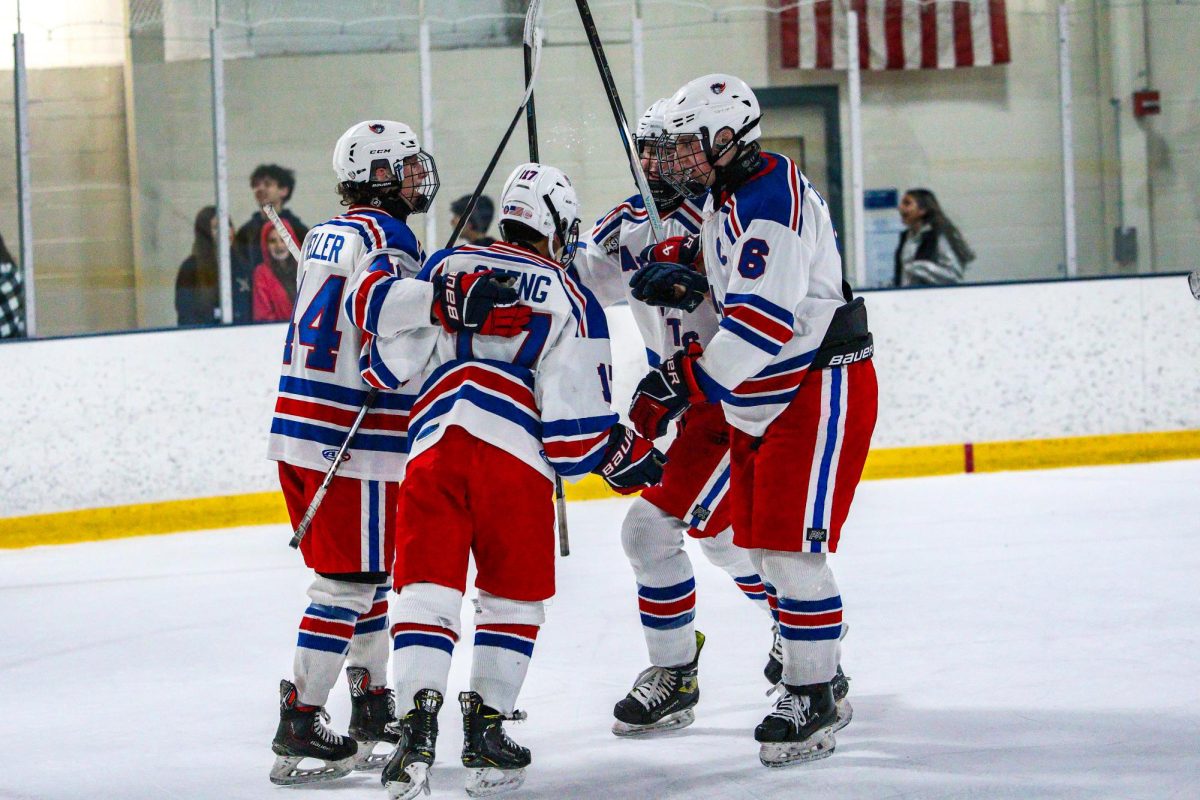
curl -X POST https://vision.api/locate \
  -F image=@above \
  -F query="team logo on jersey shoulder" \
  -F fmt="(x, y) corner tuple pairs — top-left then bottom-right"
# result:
(710, 81), (726, 94)
(603, 232), (620, 255)
(806, 527), (828, 543)
(321, 449), (351, 463)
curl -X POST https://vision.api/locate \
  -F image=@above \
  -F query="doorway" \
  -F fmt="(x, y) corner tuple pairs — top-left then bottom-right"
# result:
(753, 86), (844, 245)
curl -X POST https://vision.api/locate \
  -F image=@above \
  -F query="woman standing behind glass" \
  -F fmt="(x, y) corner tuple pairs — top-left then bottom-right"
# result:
(894, 188), (975, 287)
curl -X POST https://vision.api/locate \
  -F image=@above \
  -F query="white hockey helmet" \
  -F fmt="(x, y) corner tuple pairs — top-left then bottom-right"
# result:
(332, 120), (440, 213)
(635, 98), (685, 210)
(498, 162), (581, 267)
(657, 74), (762, 198)
(635, 97), (670, 146)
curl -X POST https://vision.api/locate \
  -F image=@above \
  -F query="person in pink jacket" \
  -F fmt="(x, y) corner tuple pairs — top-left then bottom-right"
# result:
(253, 225), (298, 322)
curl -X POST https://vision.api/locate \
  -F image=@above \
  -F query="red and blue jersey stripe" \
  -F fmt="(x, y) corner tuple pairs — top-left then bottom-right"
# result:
(542, 413), (616, 477)
(271, 374), (412, 454)
(719, 292), (795, 356)
(406, 359), (541, 448)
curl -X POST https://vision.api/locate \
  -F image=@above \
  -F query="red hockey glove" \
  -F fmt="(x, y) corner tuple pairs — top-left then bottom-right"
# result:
(639, 235), (701, 267)
(432, 270), (531, 336)
(593, 423), (668, 495)
(628, 342), (708, 440)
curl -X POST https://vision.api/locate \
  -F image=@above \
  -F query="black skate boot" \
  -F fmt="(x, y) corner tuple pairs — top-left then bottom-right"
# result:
(612, 630), (705, 737)
(381, 689), (443, 800)
(765, 626), (853, 732)
(269, 679), (358, 785)
(460, 690), (531, 797)
(347, 667), (400, 771)
(754, 682), (838, 767)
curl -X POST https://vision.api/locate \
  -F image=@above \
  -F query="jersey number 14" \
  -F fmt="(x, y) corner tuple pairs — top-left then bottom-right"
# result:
(283, 275), (345, 372)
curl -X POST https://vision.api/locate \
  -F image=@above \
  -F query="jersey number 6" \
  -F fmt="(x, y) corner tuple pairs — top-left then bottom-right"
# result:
(736, 238), (770, 279)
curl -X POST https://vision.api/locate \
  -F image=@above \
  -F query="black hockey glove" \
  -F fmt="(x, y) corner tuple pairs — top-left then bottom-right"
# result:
(628, 342), (708, 440)
(628, 262), (709, 312)
(432, 270), (531, 336)
(593, 423), (668, 495)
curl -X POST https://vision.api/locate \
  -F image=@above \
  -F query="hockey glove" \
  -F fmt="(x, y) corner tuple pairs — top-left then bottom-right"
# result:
(432, 270), (531, 336)
(629, 262), (709, 312)
(639, 235), (701, 267)
(628, 342), (709, 440)
(593, 423), (668, 495)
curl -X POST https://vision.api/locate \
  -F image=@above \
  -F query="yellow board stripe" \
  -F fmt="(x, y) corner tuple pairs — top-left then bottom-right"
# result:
(2, 429), (1197, 550)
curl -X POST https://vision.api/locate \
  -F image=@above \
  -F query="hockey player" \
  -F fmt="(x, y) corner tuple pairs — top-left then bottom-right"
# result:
(376, 163), (667, 800)
(628, 75), (878, 767)
(267, 120), (526, 786)
(573, 98), (778, 737)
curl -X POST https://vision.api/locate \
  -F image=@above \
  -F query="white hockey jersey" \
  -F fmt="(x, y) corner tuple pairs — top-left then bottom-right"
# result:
(574, 194), (717, 367)
(389, 241), (619, 484)
(691, 153), (848, 436)
(266, 205), (435, 480)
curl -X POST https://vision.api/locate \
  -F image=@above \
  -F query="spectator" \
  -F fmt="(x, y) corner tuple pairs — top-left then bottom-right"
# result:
(449, 193), (496, 245)
(0, 231), (24, 338)
(175, 206), (253, 326)
(234, 164), (308, 270)
(252, 225), (298, 322)
(894, 188), (975, 287)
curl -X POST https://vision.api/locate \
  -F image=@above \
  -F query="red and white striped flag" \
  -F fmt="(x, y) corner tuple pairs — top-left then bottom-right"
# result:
(779, 0), (1011, 70)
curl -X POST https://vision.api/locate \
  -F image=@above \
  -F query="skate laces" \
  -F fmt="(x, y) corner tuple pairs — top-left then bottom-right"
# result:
(768, 691), (812, 730)
(629, 666), (677, 709)
(311, 708), (342, 745)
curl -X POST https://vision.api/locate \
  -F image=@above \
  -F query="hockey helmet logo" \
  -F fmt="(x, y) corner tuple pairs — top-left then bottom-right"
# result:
(369, 123), (385, 134)
(710, 81), (726, 94)
(503, 202), (534, 220)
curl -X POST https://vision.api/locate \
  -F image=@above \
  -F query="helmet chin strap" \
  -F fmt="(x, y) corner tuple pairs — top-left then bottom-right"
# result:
(371, 191), (414, 220)
(703, 115), (763, 196)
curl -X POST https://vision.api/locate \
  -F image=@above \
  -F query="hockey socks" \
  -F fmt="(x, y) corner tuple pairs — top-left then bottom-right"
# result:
(292, 577), (381, 707)
(347, 583), (391, 684)
(390, 582), (463, 705)
(471, 591), (544, 716)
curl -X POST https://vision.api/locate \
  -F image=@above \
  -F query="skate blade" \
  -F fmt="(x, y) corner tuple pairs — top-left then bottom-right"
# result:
(833, 698), (853, 733)
(384, 762), (431, 800)
(352, 739), (396, 771)
(612, 708), (696, 738)
(268, 754), (355, 785)
(758, 731), (836, 768)
(465, 766), (526, 797)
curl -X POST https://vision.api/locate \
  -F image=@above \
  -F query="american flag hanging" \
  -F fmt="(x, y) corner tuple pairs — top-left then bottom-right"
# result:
(779, 0), (1011, 70)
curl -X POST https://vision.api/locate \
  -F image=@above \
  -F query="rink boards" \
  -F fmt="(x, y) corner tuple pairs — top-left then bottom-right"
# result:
(1, 273), (1197, 547)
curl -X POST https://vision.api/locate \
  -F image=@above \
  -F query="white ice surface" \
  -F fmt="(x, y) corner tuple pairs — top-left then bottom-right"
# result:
(2, 461), (1199, 799)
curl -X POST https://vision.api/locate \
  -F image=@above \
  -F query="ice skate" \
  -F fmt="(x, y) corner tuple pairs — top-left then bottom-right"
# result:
(269, 679), (357, 785)
(755, 682), (838, 767)
(347, 667), (400, 770)
(460, 690), (531, 797)
(612, 631), (705, 737)
(381, 689), (443, 800)
(766, 626), (852, 732)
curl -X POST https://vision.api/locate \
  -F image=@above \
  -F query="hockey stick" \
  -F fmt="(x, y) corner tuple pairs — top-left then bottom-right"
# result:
(573, 0), (665, 242)
(263, 203), (303, 262)
(288, 3), (545, 549)
(446, 0), (544, 249)
(515, 0), (570, 557)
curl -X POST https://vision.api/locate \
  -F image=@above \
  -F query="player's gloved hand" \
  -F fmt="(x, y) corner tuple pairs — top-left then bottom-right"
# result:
(593, 423), (668, 495)
(629, 262), (709, 312)
(639, 235), (701, 267)
(629, 342), (708, 440)
(432, 270), (531, 336)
